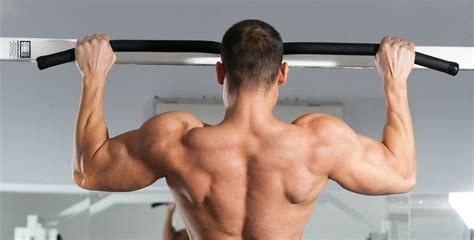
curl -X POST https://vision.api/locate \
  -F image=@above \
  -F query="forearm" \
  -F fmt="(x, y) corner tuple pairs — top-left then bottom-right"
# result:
(163, 209), (175, 240)
(382, 79), (416, 180)
(73, 77), (109, 183)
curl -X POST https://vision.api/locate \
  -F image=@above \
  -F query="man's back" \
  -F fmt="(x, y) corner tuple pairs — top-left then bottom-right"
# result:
(164, 114), (330, 240)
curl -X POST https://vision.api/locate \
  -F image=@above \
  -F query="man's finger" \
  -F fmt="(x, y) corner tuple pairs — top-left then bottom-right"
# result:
(401, 40), (413, 50)
(99, 33), (110, 40)
(80, 35), (89, 43)
(75, 38), (84, 47)
(391, 37), (402, 44)
(380, 36), (391, 45)
(85, 34), (97, 43)
(379, 36), (392, 52)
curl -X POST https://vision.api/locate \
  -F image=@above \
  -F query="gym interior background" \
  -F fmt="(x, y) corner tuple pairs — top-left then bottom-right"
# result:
(1, 0), (473, 239)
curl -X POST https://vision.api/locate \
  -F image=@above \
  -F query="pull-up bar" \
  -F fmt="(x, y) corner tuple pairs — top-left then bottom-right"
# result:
(2, 38), (472, 76)
(36, 40), (459, 75)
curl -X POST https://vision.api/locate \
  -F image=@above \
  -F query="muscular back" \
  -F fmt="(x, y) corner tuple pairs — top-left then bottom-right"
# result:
(162, 113), (331, 240)
(77, 108), (414, 239)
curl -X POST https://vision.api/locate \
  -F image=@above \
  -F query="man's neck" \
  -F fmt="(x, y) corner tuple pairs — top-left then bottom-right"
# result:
(223, 91), (276, 127)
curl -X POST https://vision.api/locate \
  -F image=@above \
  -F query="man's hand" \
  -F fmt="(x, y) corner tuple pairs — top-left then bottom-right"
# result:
(167, 203), (177, 212)
(375, 36), (415, 85)
(75, 33), (116, 81)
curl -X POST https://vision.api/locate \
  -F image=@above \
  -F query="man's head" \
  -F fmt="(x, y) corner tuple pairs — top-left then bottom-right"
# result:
(217, 19), (288, 96)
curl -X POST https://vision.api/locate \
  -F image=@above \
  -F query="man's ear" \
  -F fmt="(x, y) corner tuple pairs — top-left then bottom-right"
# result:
(277, 62), (289, 86)
(216, 62), (225, 85)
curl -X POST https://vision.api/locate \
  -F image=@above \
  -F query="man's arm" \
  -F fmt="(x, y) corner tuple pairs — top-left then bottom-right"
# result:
(163, 203), (177, 240)
(313, 114), (416, 195)
(72, 34), (166, 191)
(299, 36), (417, 195)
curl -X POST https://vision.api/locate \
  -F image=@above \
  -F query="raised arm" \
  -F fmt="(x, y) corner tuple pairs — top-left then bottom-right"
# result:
(72, 34), (193, 191)
(298, 36), (417, 195)
(71, 33), (156, 191)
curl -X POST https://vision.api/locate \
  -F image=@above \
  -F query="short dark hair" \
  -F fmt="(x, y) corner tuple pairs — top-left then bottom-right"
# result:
(221, 19), (283, 93)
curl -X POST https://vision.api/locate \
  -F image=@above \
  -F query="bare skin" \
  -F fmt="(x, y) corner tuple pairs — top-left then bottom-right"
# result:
(164, 203), (190, 240)
(73, 34), (416, 240)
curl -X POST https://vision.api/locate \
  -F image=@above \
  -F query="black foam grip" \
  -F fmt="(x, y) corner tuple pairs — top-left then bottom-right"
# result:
(37, 49), (75, 70)
(284, 42), (380, 56)
(284, 42), (459, 76)
(414, 52), (459, 76)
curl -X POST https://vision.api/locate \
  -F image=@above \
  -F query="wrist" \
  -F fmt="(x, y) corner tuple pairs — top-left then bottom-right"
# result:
(383, 77), (407, 91)
(82, 75), (107, 88)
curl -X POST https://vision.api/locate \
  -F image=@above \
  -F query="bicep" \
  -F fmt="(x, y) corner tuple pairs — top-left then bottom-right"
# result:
(304, 115), (409, 195)
(81, 129), (161, 191)
(79, 111), (196, 192)
(329, 133), (408, 195)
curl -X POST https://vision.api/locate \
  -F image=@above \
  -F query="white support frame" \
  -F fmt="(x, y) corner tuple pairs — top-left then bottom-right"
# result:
(0, 183), (89, 194)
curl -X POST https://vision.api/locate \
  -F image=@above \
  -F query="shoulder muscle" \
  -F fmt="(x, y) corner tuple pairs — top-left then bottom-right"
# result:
(292, 113), (362, 171)
(139, 111), (204, 147)
(142, 111), (203, 131)
(292, 113), (353, 139)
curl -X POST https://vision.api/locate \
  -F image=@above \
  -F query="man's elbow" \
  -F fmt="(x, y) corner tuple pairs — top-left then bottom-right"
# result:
(406, 176), (417, 191)
(402, 156), (417, 192)
(399, 175), (416, 193)
(72, 171), (96, 191)
(391, 154), (417, 193)
(72, 152), (101, 190)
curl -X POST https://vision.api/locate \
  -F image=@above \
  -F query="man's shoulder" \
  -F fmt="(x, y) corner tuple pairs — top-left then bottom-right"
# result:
(141, 111), (205, 135)
(291, 112), (344, 132)
(290, 112), (355, 148)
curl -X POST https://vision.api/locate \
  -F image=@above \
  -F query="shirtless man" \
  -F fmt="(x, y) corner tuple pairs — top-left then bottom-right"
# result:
(72, 19), (416, 239)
